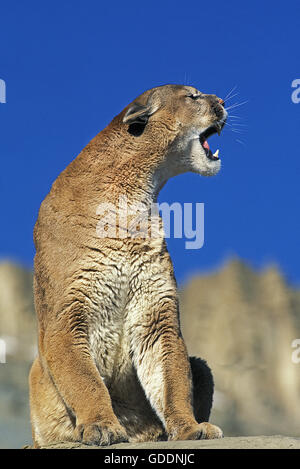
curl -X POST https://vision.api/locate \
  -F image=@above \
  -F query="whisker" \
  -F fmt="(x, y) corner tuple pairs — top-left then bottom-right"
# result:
(224, 92), (239, 103)
(224, 122), (245, 134)
(223, 85), (237, 101)
(225, 100), (248, 111)
(224, 121), (234, 127)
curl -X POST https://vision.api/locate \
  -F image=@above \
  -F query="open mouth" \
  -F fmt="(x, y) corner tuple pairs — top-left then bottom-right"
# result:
(199, 122), (225, 161)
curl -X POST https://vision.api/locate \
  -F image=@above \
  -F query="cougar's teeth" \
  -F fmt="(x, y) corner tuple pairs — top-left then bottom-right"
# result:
(213, 149), (219, 158)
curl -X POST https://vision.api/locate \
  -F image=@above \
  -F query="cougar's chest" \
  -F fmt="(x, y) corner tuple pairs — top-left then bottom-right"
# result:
(87, 238), (165, 382)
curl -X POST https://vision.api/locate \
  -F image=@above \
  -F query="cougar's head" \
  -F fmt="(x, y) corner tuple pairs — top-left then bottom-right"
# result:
(122, 84), (227, 178)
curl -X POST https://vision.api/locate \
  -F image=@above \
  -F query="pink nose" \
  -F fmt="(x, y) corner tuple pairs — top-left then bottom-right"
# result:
(218, 98), (225, 106)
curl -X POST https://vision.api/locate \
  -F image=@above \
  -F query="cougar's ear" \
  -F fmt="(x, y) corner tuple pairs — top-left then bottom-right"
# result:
(123, 100), (158, 125)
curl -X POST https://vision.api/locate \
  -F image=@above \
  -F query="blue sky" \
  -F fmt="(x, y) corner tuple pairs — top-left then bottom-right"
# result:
(0, 0), (299, 285)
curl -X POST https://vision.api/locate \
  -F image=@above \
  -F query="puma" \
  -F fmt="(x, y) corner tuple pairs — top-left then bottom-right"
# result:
(29, 84), (227, 447)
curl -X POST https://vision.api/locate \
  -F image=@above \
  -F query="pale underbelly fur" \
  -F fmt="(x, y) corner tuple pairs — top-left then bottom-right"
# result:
(86, 250), (165, 440)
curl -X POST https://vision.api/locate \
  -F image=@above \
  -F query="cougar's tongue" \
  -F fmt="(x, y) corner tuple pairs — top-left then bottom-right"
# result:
(202, 140), (210, 150)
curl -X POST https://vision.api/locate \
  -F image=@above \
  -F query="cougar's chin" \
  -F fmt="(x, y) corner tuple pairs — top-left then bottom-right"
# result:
(188, 137), (221, 177)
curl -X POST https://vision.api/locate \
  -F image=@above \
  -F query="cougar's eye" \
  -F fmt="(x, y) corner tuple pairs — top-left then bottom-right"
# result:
(187, 93), (201, 100)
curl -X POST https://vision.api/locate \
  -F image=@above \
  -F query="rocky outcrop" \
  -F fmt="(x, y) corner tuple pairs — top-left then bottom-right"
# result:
(0, 262), (36, 360)
(180, 259), (300, 437)
(0, 262), (36, 448)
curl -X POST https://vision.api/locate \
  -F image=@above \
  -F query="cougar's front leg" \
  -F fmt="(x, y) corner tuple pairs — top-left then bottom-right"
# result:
(41, 306), (128, 446)
(129, 271), (222, 441)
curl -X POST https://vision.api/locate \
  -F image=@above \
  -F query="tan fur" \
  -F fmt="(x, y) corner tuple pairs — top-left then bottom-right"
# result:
(29, 84), (226, 447)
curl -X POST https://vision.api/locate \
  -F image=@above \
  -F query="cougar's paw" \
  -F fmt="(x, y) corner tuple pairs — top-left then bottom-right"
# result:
(76, 421), (128, 446)
(171, 422), (223, 441)
(187, 422), (223, 440)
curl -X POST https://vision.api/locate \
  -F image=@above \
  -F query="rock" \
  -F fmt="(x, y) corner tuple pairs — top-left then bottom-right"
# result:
(180, 259), (300, 436)
(38, 435), (300, 449)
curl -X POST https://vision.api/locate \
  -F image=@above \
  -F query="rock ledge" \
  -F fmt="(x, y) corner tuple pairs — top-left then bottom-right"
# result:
(38, 435), (300, 450)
